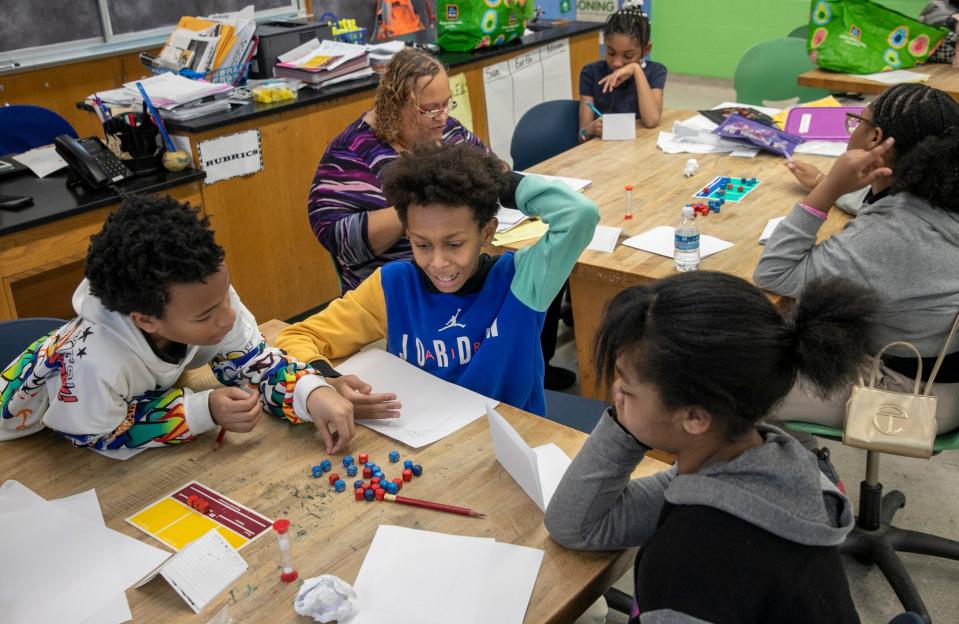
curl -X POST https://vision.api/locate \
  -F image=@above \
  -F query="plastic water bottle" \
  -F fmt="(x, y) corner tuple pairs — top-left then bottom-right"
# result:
(674, 205), (700, 272)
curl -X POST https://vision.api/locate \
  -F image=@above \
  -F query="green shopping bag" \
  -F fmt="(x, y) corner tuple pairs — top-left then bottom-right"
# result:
(437, 0), (535, 52)
(808, 0), (949, 73)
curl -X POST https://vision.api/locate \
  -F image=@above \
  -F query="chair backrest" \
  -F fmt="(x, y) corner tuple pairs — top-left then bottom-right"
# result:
(0, 318), (65, 366)
(888, 613), (924, 624)
(510, 99), (580, 171)
(734, 37), (831, 106)
(543, 389), (606, 434)
(0, 105), (77, 155)
(788, 24), (808, 39)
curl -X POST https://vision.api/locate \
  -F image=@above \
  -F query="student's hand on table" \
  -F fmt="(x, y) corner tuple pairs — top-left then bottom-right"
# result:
(784, 161), (824, 190)
(598, 63), (640, 93)
(586, 117), (603, 138)
(209, 387), (263, 433)
(805, 138), (894, 211)
(307, 385), (356, 453)
(327, 374), (401, 420)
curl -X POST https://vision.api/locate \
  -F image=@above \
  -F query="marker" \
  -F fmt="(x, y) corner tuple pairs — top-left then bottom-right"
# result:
(213, 426), (226, 451)
(586, 101), (603, 118)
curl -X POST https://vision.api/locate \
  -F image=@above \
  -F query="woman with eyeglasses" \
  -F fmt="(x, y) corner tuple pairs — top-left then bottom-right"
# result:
(755, 83), (959, 432)
(307, 48), (481, 294)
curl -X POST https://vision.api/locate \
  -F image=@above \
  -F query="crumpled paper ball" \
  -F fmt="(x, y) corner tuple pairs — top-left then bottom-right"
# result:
(293, 575), (360, 623)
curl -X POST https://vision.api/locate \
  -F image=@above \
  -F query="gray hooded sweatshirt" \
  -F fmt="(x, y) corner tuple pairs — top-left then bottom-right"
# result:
(545, 412), (858, 623)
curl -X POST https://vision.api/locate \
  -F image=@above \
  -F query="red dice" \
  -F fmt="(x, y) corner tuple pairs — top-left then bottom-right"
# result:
(328, 472), (341, 486)
(363, 466), (373, 478)
(354, 488), (365, 500)
(402, 469), (413, 482)
(358, 453), (369, 464)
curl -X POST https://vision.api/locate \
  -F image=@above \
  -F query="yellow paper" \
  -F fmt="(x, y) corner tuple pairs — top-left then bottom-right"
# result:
(772, 95), (843, 129)
(492, 219), (548, 246)
(449, 73), (474, 134)
(211, 24), (237, 70)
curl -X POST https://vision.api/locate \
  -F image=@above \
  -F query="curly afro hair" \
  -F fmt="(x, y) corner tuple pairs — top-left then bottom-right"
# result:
(381, 142), (508, 227)
(85, 194), (225, 317)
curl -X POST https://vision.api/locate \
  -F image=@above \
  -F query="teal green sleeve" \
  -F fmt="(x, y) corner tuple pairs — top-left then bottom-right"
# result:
(510, 175), (600, 311)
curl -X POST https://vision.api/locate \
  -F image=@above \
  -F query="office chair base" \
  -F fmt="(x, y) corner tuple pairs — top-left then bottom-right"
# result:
(842, 482), (959, 624)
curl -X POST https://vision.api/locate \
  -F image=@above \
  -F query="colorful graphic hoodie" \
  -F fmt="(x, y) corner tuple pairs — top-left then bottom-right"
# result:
(0, 282), (328, 459)
(277, 174), (600, 416)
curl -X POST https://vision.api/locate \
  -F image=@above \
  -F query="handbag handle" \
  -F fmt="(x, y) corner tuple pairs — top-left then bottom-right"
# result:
(868, 341), (923, 394)
(924, 311), (959, 395)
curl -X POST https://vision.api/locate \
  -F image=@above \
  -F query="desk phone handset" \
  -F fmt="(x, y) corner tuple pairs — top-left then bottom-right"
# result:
(54, 134), (133, 189)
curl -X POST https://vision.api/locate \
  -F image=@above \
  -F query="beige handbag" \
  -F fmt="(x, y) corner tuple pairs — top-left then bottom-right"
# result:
(844, 312), (959, 459)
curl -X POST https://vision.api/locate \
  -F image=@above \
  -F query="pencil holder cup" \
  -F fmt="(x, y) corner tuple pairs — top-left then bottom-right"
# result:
(103, 113), (162, 175)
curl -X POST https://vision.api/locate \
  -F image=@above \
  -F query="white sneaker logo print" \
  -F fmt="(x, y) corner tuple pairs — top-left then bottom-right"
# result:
(438, 308), (467, 332)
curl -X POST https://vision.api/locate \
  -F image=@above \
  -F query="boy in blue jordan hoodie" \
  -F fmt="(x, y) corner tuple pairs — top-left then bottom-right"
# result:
(276, 143), (600, 416)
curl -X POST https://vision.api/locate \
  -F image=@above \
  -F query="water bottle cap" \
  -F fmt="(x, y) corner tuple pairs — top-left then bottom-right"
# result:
(681, 205), (694, 216)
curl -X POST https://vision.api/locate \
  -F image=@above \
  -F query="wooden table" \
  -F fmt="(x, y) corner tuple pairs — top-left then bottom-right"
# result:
(0, 319), (669, 623)
(798, 63), (959, 100)
(509, 109), (851, 399)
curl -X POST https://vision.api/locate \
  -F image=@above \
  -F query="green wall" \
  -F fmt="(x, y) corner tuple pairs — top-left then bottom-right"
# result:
(651, 0), (931, 78)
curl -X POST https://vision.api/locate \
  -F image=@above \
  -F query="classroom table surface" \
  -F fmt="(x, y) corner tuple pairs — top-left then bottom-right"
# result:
(798, 63), (959, 100)
(504, 108), (852, 397)
(0, 319), (670, 623)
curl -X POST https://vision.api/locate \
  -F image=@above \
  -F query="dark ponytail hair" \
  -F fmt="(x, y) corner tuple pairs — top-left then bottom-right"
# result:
(594, 272), (877, 439)
(603, 6), (651, 49)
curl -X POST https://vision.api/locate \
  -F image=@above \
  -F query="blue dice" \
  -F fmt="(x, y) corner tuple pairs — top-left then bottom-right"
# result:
(373, 470), (384, 479)
(354, 480), (365, 490)
(334, 479), (346, 493)
(412, 464), (423, 477)
(346, 464), (358, 477)
(364, 488), (375, 501)
(311, 465), (323, 478)
(319, 459), (332, 472)
(386, 482), (399, 494)
(388, 450), (400, 463)
(403, 459), (414, 469)
(343, 455), (354, 467)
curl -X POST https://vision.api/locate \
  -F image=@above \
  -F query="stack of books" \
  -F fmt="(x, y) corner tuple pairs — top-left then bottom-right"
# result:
(273, 39), (372, 87)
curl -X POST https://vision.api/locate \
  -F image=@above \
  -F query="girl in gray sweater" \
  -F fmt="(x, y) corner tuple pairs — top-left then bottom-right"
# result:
(755, 84), (959, 431)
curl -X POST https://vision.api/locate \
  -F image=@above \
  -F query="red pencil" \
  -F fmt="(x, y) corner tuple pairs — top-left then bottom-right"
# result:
(383, 493), (485, 518)
(213, 426), (226, 451)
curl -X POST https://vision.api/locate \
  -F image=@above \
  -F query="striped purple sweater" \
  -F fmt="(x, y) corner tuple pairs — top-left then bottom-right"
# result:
(307, 114), (487, 292)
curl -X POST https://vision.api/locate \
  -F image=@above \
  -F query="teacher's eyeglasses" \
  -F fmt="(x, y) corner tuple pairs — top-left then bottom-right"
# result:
(845, 112), (873, 135)
(411, 97), (458, 120)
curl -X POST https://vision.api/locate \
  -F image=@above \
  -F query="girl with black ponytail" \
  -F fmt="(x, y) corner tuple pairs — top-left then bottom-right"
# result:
(756, 83), (959, 432)
(578, 5), (665, 139)
(545, 271), (875, 623)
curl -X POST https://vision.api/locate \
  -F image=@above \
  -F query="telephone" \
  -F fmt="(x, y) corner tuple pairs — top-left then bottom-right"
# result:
(54, 134), (133, 189)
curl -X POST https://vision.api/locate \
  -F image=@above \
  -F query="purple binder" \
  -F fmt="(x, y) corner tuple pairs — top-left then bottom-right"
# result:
(784, 106), (865, 141)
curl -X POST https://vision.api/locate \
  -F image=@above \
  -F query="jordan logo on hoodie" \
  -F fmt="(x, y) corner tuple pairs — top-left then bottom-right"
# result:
(398, 318), (500, 369)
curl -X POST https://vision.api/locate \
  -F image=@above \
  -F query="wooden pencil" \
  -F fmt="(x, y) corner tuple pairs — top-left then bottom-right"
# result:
(213, 426), (226, 451)
(383, 493), (485, 518)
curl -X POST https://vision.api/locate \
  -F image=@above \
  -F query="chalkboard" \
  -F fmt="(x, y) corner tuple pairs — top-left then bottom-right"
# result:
(108, 0), (293, 35)
(0, 1), (102, 54)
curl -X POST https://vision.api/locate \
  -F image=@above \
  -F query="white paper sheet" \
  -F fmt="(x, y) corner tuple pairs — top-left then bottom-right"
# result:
(730, 148), (760, 158)
(602, 113), (636, 141)
(337, 348), (496, 448)
(486, 405), (571, 511)
(622, 225), (734, 259)
(859, 69), (930, 85)
(197, 129), (263, 184)
(0, 481), (129, 624)
(794, 140), (847, 156)
(12, 145), (68, 178)
(154, 530), (247, 614)
(495, 207), (528, 233)
(526, 173), (592, 192)
(587, 225), (622, 253)
(540, 39), (572, 102)
(483, 61), (515, 164)
(759, 216), (786, 245)
(351, 525), (543, 624)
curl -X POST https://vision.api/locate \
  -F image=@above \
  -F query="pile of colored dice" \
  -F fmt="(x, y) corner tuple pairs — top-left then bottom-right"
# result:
(310, 451), (423, 501)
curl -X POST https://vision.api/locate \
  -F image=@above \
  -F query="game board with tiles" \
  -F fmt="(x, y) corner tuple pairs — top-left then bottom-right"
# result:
(693, 176), (761, 204)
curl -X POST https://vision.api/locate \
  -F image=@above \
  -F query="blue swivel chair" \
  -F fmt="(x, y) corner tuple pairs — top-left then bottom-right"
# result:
(0, 105), (77, 155)
(510, 99), (581, 171)
(0, 318), (65, 366)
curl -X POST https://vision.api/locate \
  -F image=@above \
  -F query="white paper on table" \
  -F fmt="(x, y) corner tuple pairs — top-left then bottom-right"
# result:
(730, 147), (760, 158)
(351, 525), (544, 624)
(138, 530), (247, 614)
(602, 113), (636, 141)
(0, 481), (133, 624)
(524, 173), (593, 192)
(52, 490), (171, 624)
(495, 207), (528, 233)
(712, 101), (783, 116)
(859, 69), (929, 85)
(486, 405), (571, 511)
(587, 225), (622, 253)
(759, 216), (786, 245)
(622, 225), (734, 259)
(794, 140), (847, 157)
(337, 348), (496, 448)
(540, 39), (572, 102)
(12, 145), (68, 177)
(657, 131), (737, 155)
(484, 61), (516, 165)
